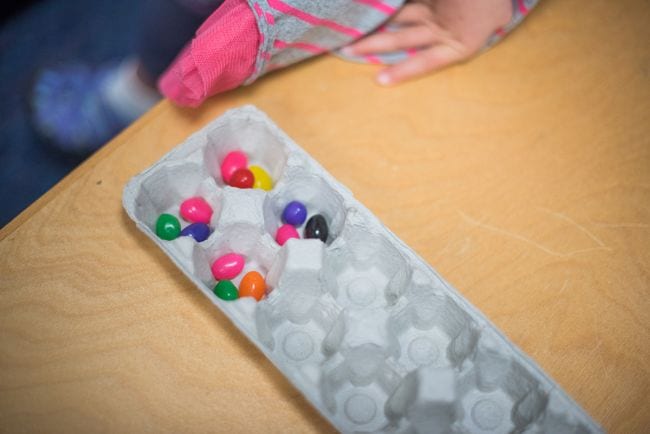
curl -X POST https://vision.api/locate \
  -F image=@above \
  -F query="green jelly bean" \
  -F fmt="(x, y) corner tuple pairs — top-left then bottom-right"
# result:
(156, 213), (181, 240)
(214, 280), (238, 301)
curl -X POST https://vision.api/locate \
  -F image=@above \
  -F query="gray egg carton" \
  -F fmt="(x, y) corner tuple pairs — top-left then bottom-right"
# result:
(123, 106), (602, 434)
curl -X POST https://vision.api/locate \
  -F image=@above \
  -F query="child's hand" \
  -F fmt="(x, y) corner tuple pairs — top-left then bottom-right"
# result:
(343, 0), (512, 85)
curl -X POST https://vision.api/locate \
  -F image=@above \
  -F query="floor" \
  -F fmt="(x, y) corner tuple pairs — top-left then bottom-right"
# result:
(0, 0), (140, 227)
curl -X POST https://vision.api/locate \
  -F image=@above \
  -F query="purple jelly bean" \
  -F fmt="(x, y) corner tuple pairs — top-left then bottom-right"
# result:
(282, 201), (307, 226)
(180, 222), (211, 242)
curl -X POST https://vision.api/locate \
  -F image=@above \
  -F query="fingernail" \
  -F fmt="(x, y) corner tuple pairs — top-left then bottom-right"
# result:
(341, 46), (354, 56)
(377, 72), (391, 86)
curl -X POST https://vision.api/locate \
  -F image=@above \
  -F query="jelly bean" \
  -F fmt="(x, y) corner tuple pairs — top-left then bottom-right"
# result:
(304, 214), (329, 243)
(238, 271), (266, 301)
(179, 197), (213, 224)
(275, 224), (300, 246)
(249, 165), (273, 191)
(282, 201), (307, 226)
(155, 213), (181, 240)
(211, 253), (245, 280)
(214, 280), (238, 300)
(229, 168), (254, 189)
(180, 222), (211, 242)
(220, 151), (248, 183)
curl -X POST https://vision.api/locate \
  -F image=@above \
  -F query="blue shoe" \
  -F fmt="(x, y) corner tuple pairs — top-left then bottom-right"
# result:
(31, 64), (127, 154)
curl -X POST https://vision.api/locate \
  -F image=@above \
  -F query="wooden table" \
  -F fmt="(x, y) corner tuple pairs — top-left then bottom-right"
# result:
(1, 0), (648, 432)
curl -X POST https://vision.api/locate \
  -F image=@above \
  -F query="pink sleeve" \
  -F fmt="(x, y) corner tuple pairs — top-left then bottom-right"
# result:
(158, 0), (260, 108)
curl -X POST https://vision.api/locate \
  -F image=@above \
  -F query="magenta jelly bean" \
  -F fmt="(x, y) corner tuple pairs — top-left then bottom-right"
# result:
(275, 224), (300, 246)
(220, 151), (248, 183)
(179, 197), (213, 224)
(211, 253), (245, 280)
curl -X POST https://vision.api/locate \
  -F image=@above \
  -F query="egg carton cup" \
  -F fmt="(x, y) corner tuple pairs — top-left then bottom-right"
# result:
(123, 106), (602, 434)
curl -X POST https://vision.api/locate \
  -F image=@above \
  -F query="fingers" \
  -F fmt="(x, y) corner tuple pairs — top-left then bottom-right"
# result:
(343, 1), (486, 85)
(376, 43), (464, 85)
(345, 25), (440, 55)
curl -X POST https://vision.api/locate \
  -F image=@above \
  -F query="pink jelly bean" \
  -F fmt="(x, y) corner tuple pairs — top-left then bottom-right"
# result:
(179, 197), (213, 224)
(275, 224), (300, 246)
(220, 151), (248, 183)
(211, 253), (245, 280)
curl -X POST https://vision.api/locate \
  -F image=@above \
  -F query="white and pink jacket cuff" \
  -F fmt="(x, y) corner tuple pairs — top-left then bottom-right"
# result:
(159, 0), (405, 107)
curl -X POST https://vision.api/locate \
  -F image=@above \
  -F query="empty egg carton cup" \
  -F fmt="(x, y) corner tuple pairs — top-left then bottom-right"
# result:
(123, 106), (602, 433)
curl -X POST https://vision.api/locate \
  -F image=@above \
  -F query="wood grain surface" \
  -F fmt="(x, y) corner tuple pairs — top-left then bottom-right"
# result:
(1, 0), (649, 432)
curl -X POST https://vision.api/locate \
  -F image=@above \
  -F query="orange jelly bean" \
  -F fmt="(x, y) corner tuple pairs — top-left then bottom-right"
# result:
(238, 271), (266, 301)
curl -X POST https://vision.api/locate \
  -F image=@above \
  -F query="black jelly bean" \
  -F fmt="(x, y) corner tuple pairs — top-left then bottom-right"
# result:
(304, 214), (328, 243)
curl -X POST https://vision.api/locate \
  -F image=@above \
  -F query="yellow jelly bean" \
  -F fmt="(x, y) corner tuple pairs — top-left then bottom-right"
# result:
(249, 165), (273, 191)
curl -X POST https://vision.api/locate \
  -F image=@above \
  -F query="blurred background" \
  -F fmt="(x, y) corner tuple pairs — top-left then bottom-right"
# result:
(0, 0), (141, 227)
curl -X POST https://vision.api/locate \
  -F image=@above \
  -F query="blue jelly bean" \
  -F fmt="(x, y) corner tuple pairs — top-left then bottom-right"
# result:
(282, 201), (307, 226)
(180, 222), (211, 242)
